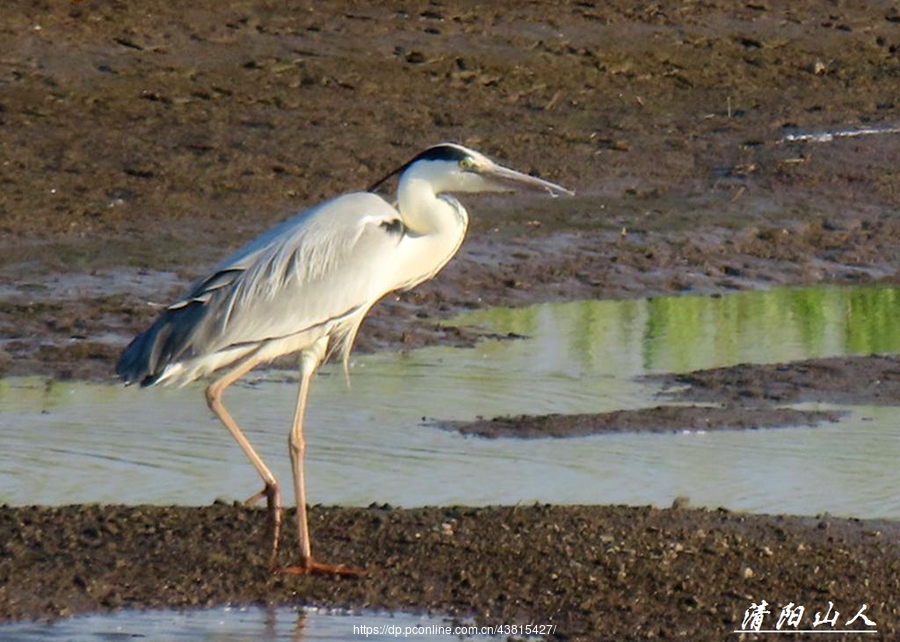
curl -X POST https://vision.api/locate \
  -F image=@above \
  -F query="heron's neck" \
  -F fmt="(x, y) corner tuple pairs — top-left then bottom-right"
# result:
(397, 176), (468, 236)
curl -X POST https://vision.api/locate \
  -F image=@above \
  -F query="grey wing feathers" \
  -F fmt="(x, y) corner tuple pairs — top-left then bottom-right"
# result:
(116, 192), (403, 386)
(115, 297), (209, 386)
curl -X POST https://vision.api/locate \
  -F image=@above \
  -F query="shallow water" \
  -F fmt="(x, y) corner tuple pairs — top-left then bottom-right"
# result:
(2, 284), (899, 519)
(0, 606), (505, 641)
(781, 123), (900, 143)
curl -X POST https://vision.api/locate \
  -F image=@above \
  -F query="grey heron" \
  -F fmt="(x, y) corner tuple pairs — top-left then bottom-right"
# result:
(116, 142), (572, 575)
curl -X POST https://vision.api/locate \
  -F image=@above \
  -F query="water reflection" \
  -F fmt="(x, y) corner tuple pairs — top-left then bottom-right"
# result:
(457, 284), (900, 374)
(1, 284), (899, 519)
(0, 606), (502, 641)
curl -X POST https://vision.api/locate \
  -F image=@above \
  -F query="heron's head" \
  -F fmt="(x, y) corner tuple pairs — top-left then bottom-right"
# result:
(368, 143), (573, 197)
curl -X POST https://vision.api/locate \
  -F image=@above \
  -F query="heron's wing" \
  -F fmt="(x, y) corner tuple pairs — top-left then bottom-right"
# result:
(170, 192), (405, 360)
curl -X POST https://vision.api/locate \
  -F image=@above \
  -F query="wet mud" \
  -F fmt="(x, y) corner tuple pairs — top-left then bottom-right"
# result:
(4, 0), (900, 383)
(440, 405), (843, 439)
(2, 0), (900, 638)
(3, 503), (899, 640)
(447, 352), (900, 439)
(662, 353), (900, 406)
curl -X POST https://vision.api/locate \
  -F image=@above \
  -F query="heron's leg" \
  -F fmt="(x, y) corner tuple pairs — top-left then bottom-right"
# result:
(205, 355), (282, 568)
(282, 340), (365, 577)
(288, 349), (319, 566)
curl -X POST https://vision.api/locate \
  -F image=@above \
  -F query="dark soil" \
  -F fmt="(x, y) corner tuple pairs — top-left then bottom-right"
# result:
(660, 353), (900, 405)
(3, 504), (899, 640)
(4, 0), (900, 382)
(2, 0), (900, 639)
(439, 405), (843, 438)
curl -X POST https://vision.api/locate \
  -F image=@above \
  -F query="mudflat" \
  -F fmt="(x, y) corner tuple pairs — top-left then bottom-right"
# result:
(2, 1), (899, 639)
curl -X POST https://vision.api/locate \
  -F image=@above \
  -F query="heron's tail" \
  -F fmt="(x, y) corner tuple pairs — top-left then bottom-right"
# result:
(116, 301), (206, 387)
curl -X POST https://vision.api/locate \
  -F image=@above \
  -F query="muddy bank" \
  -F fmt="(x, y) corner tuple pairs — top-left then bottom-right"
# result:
(660, 353), (900, 406)
(439, 405), (842, 438)
(3, 0), (900, 381)
(440, 352), (899, 438)
(2, 503), (898, 640)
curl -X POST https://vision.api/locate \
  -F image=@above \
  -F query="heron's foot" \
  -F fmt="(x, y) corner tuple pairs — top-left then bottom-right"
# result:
(243, 483), (282, 568)
(276, 559), (367, 577)
(243, 484), (273, 506)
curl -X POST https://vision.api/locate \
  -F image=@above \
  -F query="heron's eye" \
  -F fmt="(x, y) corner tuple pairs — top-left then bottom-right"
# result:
(459, 157), (476, 171)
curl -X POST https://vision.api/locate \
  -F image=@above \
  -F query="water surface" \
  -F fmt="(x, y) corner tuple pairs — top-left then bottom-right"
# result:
(0, 606), (504, 642)
(2, 284), (899, 518)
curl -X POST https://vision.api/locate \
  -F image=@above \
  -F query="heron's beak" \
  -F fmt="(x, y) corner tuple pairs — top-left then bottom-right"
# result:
(479, 162), (574, 197)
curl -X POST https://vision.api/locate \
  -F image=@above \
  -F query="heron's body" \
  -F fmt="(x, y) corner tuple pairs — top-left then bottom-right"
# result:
(118, 190), (466, 388)
(117, 143), (570, 574)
